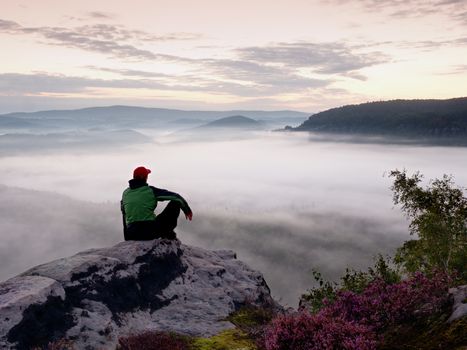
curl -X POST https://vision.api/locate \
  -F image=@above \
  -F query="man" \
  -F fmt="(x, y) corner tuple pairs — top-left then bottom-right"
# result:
(121, 166), (193, 241)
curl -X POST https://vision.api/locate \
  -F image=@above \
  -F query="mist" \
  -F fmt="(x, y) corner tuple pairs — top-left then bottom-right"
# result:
(1, 130), (466, 306)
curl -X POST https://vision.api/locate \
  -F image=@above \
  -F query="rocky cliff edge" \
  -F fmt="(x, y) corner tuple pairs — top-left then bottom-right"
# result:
(0, 239), (277, 350)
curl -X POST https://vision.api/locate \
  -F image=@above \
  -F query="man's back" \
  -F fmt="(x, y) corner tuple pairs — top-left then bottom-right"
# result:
(122, 179), (157, 224)
(121, 166), (193, 241)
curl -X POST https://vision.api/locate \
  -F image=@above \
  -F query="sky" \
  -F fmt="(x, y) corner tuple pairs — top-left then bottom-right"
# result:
(0, 0), (466, 113)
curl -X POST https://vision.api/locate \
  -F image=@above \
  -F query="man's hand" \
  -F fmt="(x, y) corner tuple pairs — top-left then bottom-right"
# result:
(185, 211), (193, 221)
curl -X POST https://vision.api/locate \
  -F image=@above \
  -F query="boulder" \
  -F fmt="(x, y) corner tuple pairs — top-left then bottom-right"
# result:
(448, 285), (467, 323)
(0, 239), (276, 350)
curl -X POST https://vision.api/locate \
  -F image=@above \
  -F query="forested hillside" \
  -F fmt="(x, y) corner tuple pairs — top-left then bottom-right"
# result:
(292, 98), (467, 140)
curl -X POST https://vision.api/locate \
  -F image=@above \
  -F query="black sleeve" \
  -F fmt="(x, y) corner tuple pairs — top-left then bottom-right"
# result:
(150, 186), (192, 215)
(120, 200), (129, 239)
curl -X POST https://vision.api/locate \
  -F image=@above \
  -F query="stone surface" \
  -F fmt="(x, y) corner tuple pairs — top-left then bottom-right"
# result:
(0, 239), (276, 350)
(0, 275), (66, 348)
(448, 285), (467, 322)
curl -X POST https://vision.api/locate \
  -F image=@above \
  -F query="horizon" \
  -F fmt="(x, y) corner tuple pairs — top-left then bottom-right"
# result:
(2, 95), (466, 116)
(1, 0), (466, 114)
(0, 103), (311, 115)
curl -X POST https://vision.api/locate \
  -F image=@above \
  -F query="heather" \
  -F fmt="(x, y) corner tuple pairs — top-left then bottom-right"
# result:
(264, 312), (377, 350)
(264, 271), (453, 350)
(301, 255), (401, 313)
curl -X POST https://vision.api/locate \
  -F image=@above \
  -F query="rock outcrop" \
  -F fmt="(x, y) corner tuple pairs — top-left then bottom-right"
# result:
(448, 285), (467, 322)
(0, 239), (276, 350)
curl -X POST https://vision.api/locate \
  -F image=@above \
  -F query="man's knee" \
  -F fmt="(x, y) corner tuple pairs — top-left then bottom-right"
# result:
(167, 200), (182, 210)
(162, 201), (181, 218)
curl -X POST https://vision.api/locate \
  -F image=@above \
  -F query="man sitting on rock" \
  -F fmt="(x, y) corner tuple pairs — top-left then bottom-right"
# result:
(121, 166), (193, 241)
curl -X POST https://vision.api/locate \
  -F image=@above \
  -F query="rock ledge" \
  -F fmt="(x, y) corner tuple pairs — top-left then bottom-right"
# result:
(0, 239), (275, 350)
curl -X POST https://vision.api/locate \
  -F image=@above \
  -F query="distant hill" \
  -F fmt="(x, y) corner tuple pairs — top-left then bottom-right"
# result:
(0, 115), (40, 130)
(198, 115), (264, 129)
(0, 106), (308, 131)
(290, 98), (467, 142)
(166, 118), (207, 125)
(167, 115), (267, 141)
(0, 129), (151, 155)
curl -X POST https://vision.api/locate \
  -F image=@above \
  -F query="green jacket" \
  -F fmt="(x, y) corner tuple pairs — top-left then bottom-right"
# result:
(121, 179), (191, 225)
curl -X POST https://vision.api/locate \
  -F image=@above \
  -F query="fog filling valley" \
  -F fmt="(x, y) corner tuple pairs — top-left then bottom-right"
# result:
(1, 131), (466, 306)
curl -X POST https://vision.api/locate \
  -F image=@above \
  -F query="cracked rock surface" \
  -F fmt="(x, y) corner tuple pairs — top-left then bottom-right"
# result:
(0, 239), (276, 350)
(448, 285), (467, 323)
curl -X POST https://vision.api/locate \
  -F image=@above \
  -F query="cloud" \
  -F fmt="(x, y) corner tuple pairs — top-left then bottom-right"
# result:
(0, 19), (21, 31)
(0, 17), (389, 98)
(86, 11), (115, 20)
(0, 18), (387, 80)
(0, 72), (177, 96)
(0, 63), (334, 99)
(34, 25), (170, 60)
(236, 42), (388, 75)
(198, 58), (332, 94)
(341, 72), (368, 81)
(159, 41), (382, 93)
(1, 18), (384, 102)
(329, 0), (467, 22)
(437, 64), (467, 75)
(389, 36), (467, 51)
(168, 41), (387, 95)
(0, 19), (201, 61)
(0, 71), (301, 100)
(0, 68), (355, 112)
(84, 66), (175, 79)
(0, 73), (163, 94)
(454, 37), (467, 45)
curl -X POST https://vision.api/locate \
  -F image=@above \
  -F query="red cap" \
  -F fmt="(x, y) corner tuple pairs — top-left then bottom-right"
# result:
(133, 166), (151, 179)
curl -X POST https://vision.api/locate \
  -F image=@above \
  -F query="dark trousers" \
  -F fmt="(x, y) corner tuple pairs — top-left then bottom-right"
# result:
(124, 201), (181, 241)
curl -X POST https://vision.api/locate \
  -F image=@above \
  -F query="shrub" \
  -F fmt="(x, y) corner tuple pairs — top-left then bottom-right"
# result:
(263, 312), (376, 350)
(265, 271), (451, 350)
(389, 170), (467, 280)
(339, 255), (401, 295)
(326, 271), (450, 330)
(299, 270), (338, 313)
(301, 255), (400, 313)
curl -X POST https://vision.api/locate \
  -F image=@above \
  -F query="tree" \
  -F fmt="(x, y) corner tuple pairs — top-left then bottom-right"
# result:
(389, 170), (467, 280)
